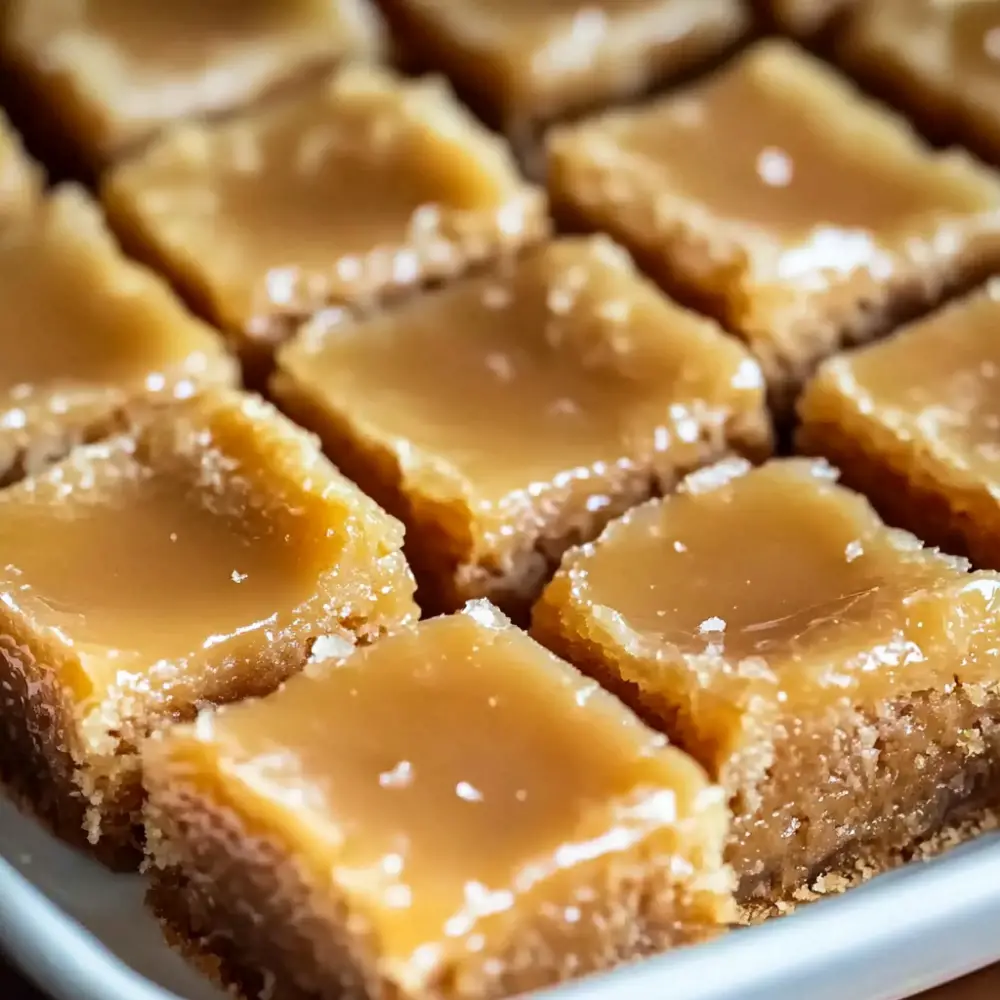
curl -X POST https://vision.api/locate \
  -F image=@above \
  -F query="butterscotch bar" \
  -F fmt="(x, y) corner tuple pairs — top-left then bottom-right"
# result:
(0, 109), (41, 224)
(0, 186), (236, 487)
(798, 281), (1000, 572)
(533, 459), (1000, 904)
(272, 236), (772, 619)
(0, 389), (416, 867)
(103, 66), (548, 379)
(378, 0), (749, 132)
(0, 0), (385, 171)
(548, 40), (1000, 414)
(144, 602), (733, 1000)
(840, 0), (1000, 165)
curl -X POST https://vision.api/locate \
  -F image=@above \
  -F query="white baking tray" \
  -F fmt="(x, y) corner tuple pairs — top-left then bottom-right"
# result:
(2, 794), (1000, 1000)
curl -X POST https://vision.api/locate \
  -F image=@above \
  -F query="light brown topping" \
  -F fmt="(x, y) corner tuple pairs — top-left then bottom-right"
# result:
(165, 603), (719, 990)
(0, 438), (314, 670)
(275, 236), (765, 531)
(4, 0), (384, 159)
(103, 66), (545, 335)
(809, 282), (1000, 489)
(0, 188), (228, 396)
(550, 41), (1000, 285)
(0, 390), (415, 702)
(543, 460), (996, 706)
(0, 187), (235, 481)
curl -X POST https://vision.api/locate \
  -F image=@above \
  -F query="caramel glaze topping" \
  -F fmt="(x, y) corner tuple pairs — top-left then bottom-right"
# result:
(553, 41), (1000, 287)
(276, 236), (764, 541)
(812, 281), (1000, 489)
(169, 603), (721, 992)
(0, 438), (312, 674)
(0, 391), (411, 706)
(104, 66), (540, 331)
(542, 460), (1000, 713)
(4, 0), (382, 155)
(0, 189), (228, 397)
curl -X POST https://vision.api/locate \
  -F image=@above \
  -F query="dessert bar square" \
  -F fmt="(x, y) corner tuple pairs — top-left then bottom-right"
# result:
(798, 281), (1000, 572)
(0, 389), (416, 866)
(0, 186), (236, 487)
(0, 108), (42, 225)
(533, 459), (1000, 904)
(547, 40), (1000, 414)
(840, 0), (1000, 165)
(0, 0), (385, 171)
(378, 0), (749, 133)
(103, 66), (548, 379)
(143, 601), (732, 1000)
(272, 236), (771, 618)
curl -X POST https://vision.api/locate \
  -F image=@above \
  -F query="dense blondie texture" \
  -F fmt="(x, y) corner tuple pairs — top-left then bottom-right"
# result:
(144, 602), (733, 1000)
(798, 281), (1000, 572)
(0, 390), (416, 867)
(548, 40), (1000, 415)
(533, 459), (1000, 904)
(103, 66), (548, 379)
(839, 0), (1000, 165)
(0, 0), (385, 171)
(273, 236), (771, 619)
(0, 186), (237, 487)
(378, 0), (749, 134)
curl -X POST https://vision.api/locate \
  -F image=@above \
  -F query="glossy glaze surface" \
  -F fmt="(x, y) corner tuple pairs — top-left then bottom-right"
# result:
(104, 67), (541, 330)
(538, 460), (997, 708)
(807, 282), (1000, 489)
(277, 236), (765, 510)
(0, 391), (415, 698)
(162, 603), (720, 990)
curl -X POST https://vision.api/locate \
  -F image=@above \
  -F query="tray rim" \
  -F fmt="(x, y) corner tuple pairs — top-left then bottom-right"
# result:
(3, 823), (1000, 1000)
